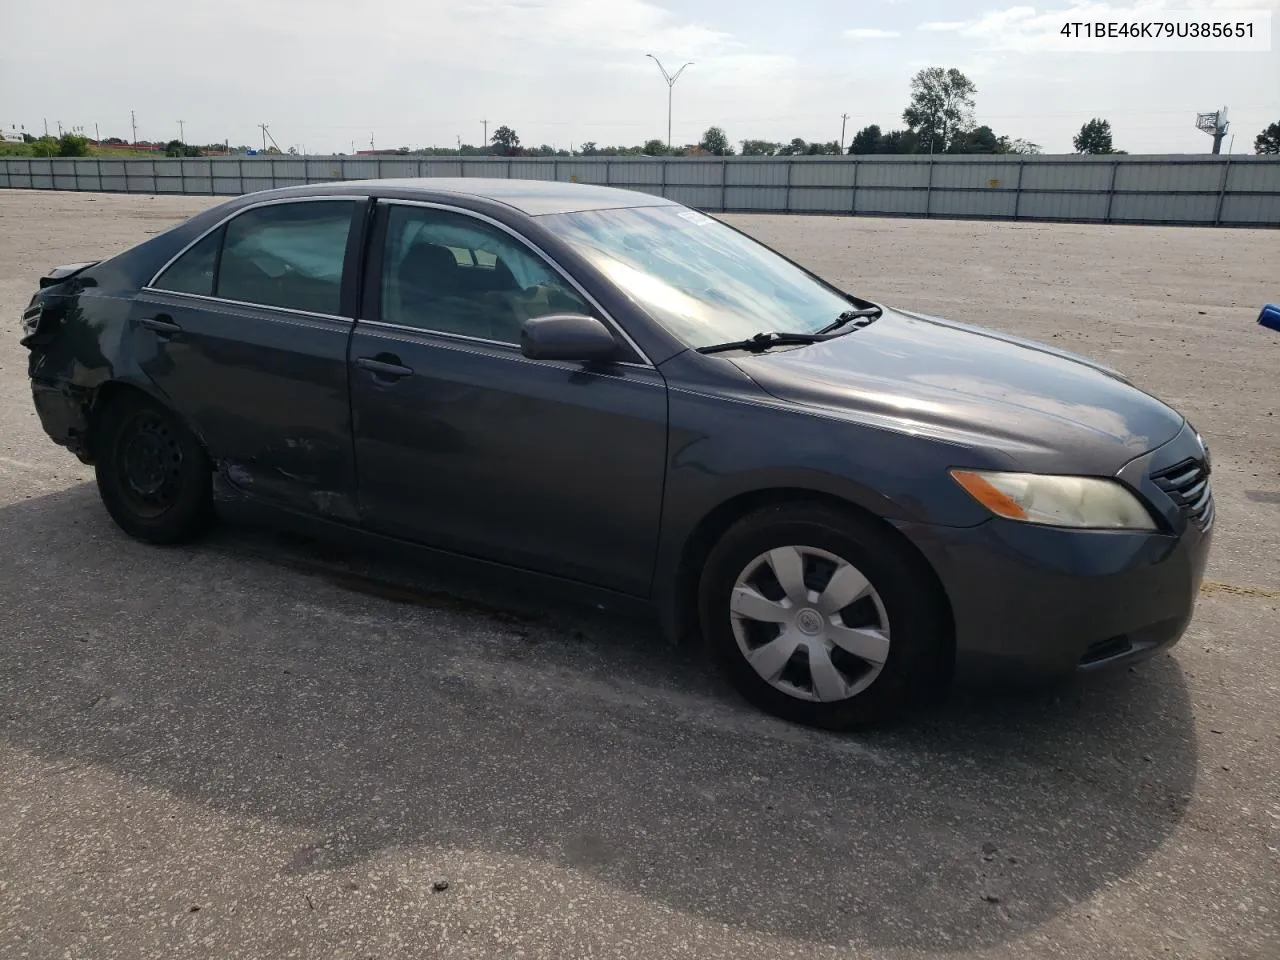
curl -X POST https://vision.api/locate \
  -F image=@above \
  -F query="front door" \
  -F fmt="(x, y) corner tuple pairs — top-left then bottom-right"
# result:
(349, 201), (667, 596)
(136, 198), (362, 520)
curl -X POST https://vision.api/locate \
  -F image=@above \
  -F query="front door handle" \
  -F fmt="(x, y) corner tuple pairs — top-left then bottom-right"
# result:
(140, 313), (182, 337)
(356, 356), (414, 380)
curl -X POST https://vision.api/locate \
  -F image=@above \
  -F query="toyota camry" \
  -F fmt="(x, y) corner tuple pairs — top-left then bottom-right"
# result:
(21, 179), (1214, 728)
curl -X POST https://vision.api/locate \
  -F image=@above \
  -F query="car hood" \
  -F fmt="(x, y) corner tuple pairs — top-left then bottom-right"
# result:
(730, 307), (1185, 475)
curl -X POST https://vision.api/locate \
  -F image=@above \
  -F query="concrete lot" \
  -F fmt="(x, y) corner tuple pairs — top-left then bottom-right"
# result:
(1, 190), (1277, 960)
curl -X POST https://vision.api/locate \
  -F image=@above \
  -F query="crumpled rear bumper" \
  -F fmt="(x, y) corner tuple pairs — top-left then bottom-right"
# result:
(30, 379), (93, 461)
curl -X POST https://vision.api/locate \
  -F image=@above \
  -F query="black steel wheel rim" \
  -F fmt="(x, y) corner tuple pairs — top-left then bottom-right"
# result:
(116, 411), (184, 518)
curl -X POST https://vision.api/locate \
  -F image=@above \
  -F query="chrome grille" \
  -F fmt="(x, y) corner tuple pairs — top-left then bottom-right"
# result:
(1151, 458), (1213, 528)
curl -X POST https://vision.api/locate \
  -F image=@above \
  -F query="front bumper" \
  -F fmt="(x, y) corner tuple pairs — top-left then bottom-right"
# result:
(894, 423), (1213, 684)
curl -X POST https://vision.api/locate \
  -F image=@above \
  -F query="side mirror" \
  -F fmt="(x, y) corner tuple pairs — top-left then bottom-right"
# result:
(520, 314), (619, 364)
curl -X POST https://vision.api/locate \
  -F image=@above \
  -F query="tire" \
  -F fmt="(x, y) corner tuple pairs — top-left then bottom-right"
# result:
(93, 393), (213, 545)
(698, 502), (948, 730)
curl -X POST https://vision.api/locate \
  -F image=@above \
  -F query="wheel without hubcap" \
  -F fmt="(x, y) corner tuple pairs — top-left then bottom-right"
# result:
(94, 393), (213, 545)
(731, 545), (891, 703)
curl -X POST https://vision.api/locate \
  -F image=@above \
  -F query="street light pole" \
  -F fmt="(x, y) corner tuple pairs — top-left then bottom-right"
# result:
(646, 54), (694, 150)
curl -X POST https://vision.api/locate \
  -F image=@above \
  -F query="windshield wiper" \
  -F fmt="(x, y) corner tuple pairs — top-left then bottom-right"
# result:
(817, 306), (882, 335)
(697, 331), (828, 355)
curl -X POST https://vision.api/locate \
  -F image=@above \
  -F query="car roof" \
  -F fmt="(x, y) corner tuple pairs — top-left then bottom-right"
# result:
(268, 178), (679, 217)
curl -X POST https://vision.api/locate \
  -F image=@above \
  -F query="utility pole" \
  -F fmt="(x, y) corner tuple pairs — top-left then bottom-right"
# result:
(482, 119), (488, 146)
(130, 110), (137, 146)
(370, 132), (375, 152)
(261, 124), (268, 151)
(56, 120), (63, 136)
(94, 122), (99, 143)
(177, 119), (185, 143)
(43, 118), (49, 136)
(646, 54), (694, 149)
(840, 113), (849, 153)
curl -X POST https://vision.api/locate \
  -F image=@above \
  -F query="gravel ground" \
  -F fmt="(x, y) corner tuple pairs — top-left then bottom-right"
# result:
(1, 190), (1278, 960)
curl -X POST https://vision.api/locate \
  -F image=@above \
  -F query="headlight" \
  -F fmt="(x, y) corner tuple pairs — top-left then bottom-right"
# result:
(950, 469), (1156, 530)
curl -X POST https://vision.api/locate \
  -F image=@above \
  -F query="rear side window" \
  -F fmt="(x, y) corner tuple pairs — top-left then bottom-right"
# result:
(152, 228), (222, 296)
(216, 201), (354, 315)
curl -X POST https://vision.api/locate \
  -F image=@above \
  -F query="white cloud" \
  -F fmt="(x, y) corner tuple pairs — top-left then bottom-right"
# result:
(844, 27), (902, 38)
(919, 21), (967, 31)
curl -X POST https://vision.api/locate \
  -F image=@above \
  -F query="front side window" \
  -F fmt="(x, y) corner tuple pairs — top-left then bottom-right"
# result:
(381, 205), (590, 344)
(152, 227), (222, 296)
(538, 206), (856, 349)
(216, 201), (354, 315)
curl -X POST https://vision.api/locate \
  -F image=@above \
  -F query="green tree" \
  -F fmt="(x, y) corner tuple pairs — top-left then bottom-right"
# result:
(53, 133), (90, 157)
(739, 139), (779, 156)
(1000, 137), (1042, 155)
(776, 137), (808, 156)
(1255, 121), (1280, 154)
(1073, 118), (1115, 154)
(699, 126), (733, 155)
(847, 124), (882, 154)
(578, 141), (599, 156)
(642, 138), (667, 155)
(902, 66), (977, 153)
(30, 136), (60, 157)
(490, 125), (521, 156)
(956, 125), (999, 154)
(880, 129), (920, 154)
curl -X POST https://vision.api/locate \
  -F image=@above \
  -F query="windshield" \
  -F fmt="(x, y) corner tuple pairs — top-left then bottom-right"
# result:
(538, 206), (858, 349)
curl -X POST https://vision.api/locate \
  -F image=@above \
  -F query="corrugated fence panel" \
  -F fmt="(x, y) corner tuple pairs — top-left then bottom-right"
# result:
(377, 160), (420, 178)
(791, 161), (857, 188)
(856, 161), (930, 188)
(558, 161), (608, 183)
(725, 185), (787, 210)
(1111, 193), (1218, 223)
(930, 161), (1019, 190)
(1, 155), (1277, 225)
(342, 160), (380, 179)
(608, 161), (664, 185)
(1018, 191), (1109, 221)
(791, 187), (853, 212)
(726, 161), (789, 187)
(307, 159), (344, 180)
(930, 189), (1018, 218)
(1114, 162), (1221, 193)
(856, 188), (928, 215)
(666, 162), (724, 186)
(1226, 161), (1280, 192)
(424, 160), (463, 177)
(1221, 193), (1280, 225)
(665, 185), (721, 208)
(1021, 162), (1113, 191)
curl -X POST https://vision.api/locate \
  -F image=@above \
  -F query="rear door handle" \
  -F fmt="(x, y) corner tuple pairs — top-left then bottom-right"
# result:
(356, 356), (414, 379)
(140, 314), (182, 337)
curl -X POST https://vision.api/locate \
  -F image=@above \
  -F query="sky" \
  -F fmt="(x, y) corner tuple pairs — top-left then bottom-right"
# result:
(2, 0), (1277, 154)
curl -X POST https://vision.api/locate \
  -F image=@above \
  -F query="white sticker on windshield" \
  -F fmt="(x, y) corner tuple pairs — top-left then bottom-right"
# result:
(677, 211), (714, 226)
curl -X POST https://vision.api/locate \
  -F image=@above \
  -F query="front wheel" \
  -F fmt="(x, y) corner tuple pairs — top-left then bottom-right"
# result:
(93, 393), (213, 544)
(699, 503), (948, 729)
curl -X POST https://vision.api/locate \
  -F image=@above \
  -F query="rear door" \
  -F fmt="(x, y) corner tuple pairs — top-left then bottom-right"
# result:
(347, 200), (668, 596)
(135, 197), (365, 520)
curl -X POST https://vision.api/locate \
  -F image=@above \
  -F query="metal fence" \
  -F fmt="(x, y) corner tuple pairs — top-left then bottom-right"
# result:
(2, 153), (1277, 227)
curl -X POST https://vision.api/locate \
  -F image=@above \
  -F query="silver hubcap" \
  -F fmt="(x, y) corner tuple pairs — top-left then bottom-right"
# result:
(729, 545), (891, 703)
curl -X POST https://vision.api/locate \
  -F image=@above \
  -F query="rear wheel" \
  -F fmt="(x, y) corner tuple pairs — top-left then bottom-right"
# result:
(93, 394), (213, 544)
(699, 502), (948, 729)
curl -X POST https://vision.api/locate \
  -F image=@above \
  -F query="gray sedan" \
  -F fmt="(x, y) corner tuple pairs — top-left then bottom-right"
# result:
(22, 179), (1213, 728)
